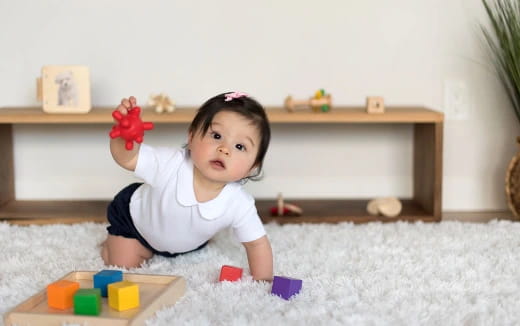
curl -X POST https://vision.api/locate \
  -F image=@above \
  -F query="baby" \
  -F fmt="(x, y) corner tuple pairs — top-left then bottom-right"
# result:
(101, 92), (273, 281)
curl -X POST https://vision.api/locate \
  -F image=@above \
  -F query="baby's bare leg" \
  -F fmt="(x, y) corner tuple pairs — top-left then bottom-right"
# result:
(101, 234), (153, 268)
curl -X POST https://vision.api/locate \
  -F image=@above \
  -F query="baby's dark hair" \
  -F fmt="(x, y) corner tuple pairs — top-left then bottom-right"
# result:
(188, 92), (271, 181)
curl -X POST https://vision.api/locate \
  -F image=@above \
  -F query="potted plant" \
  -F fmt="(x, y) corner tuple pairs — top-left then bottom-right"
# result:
(481, 0), (520, 218)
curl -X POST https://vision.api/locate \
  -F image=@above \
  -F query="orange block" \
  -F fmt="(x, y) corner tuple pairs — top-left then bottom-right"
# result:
(47, 280), (80, 310)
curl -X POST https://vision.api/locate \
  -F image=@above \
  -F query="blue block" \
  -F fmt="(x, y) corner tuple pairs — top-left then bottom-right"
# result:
(93, 270), (123, 297)
(271, 276), (302, 300)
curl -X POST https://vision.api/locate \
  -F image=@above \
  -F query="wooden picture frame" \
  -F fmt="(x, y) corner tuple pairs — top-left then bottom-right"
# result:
(40, 65), (91, 114)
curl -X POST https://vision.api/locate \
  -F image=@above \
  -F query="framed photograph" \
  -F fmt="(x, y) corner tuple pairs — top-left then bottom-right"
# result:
(41, 65), (91, 114)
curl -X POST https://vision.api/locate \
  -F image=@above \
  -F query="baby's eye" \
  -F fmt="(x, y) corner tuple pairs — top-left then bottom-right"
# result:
(235, 144), (246, 151)
(211, 132), (221, 140)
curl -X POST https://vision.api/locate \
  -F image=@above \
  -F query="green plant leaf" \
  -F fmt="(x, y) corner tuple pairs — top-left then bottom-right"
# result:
(481, 0), (520, 124)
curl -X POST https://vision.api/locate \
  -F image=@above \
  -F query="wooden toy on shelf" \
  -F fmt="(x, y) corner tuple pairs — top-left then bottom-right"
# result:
(109, 106), (154, 150)
(219, 265), (243, 282)
(312, 89), (332, 112)
(271, 276), (302, 300)
(284, 89), (332, 113)
(366, 197), (402, 217)
(366, 96), (385, 114)
(270, 193), (303, 217)
(108, 281), (140, 311)
(149, 93), (175, 114)
(46, 280), (80, 310)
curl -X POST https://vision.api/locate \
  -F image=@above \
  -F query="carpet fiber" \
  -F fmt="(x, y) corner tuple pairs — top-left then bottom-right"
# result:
(1, 220), (519, 325)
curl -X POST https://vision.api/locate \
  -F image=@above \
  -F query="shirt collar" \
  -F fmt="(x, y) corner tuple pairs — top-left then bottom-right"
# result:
(176, 150), (241, 220)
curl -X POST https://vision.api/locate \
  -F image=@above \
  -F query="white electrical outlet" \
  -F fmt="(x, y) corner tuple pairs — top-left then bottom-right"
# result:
(444, 80), (470, 120)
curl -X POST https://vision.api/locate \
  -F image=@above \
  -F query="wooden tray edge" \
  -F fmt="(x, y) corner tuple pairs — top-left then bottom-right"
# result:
(128, 276), (186, 326)
(3, 271), (185, 326)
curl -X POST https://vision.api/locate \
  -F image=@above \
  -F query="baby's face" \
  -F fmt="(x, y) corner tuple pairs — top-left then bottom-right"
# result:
(189, 111), (261, 185)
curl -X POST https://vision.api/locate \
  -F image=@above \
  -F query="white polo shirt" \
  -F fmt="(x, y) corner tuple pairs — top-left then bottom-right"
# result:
(129, 144), (266, 253)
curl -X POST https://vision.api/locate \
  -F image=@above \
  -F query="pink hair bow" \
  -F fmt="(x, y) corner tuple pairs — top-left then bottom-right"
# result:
(224, 91), (248, 102)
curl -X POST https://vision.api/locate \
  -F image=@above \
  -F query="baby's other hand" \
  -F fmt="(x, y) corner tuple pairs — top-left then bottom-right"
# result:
(116, 96), (137, 115)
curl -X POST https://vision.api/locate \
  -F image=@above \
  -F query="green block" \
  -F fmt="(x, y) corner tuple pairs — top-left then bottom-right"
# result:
(73, 288), (102, 316)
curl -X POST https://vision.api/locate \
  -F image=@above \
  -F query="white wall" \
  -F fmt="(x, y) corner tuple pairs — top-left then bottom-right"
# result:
(1, 0), (519, 211)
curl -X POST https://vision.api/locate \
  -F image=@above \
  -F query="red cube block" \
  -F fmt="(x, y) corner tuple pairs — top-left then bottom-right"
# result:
(219, 265), (243, 282)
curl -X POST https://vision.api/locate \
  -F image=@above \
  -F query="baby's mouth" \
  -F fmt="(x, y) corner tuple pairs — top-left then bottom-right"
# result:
(210, 160), (225, 169)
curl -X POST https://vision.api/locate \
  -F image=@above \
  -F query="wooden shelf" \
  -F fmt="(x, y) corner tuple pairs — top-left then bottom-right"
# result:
(0, 106), (443, 124)
(0, 200), (108, 225)
(0, 106), (443, 225)
(0, 199), (436, 225)
(256, 199), (436, 224)
(0, 200), (107, 219)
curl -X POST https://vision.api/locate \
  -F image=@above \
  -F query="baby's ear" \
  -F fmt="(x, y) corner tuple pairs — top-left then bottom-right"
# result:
(249, 163), (260, 175)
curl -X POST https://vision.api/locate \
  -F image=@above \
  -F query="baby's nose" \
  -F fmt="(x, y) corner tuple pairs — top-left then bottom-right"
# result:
(218, 146), (230, 155)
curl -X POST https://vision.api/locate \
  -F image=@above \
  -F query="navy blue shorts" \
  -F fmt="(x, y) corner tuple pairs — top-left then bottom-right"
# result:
(106, 182), (207, 258)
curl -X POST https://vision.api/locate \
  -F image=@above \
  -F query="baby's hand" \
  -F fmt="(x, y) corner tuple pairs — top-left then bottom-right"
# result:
(115, 96), (137, 116)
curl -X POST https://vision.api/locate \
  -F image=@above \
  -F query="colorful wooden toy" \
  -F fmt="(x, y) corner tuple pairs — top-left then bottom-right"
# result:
(284, 89), (332, 113)
(219, 265), (243, 282)
(366, 96), (385, 114)
(270, 192), (303, 217)
(108, 281), (140, 311)
(313, 89), (331, 112)
(93, 269), (123, 297)
(46, 280), (80, 310)
(109, 106), (154, 150)
(271, 276), (302, 300)
(6, 271), (186, 325)
(73, 288), (102, 316)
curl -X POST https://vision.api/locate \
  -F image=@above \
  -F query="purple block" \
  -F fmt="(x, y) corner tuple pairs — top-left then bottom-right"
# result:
(271, 276), (302, 300)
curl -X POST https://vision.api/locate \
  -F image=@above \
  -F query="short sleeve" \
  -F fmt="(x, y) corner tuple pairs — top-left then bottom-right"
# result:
(232, 205), (266, 243)
(134, 144), (181, 187)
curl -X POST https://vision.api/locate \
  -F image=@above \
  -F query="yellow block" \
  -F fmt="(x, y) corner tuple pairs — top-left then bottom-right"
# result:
(108, 281), (140, 311)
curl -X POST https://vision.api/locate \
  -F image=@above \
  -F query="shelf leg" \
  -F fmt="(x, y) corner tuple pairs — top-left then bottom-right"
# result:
(0, 124), (14, 207)
(413, 122), (443, 221)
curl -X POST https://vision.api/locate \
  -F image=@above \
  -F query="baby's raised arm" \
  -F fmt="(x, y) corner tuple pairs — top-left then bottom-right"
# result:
(110, 96), (140, 171)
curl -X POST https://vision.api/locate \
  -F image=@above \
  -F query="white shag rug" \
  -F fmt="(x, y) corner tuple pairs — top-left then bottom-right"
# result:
(1, 220), (520, 326)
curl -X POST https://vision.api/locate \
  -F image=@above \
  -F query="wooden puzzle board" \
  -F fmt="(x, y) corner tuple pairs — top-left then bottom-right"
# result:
(4, 271), (186, 326)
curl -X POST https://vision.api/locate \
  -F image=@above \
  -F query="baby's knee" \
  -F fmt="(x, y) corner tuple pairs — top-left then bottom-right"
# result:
(100, 243), (110, 265)
(103, 250), (147, 268)
(101, 236), (151, 268)
(111, 258), (144, 269)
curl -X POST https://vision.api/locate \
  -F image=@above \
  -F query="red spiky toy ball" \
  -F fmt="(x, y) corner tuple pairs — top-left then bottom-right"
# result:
(109, 107), (154, 150)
